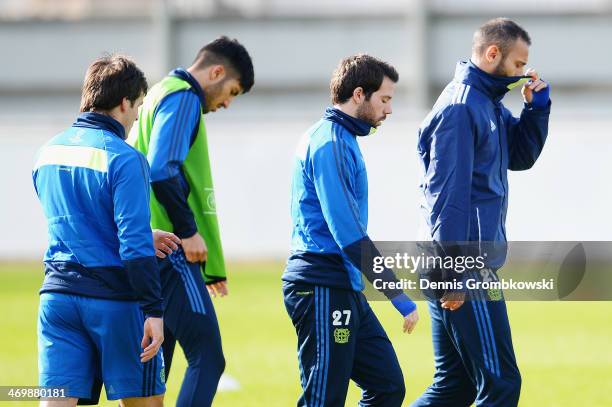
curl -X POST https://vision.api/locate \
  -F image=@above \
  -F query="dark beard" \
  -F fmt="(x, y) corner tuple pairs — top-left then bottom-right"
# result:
(203, 81), (225, 113)
(492, 56), (510, 77)
(355, 101), (379, 128)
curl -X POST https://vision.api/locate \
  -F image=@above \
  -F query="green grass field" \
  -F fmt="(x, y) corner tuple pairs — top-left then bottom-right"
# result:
(1, 261), (610, 406)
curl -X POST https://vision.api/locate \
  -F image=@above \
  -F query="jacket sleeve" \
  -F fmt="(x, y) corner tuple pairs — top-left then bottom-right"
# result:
(424, 104), (475, 244)
(310, 136), (415, 316)
(147, 90), (201, 238)
(505, 101), (551, 171)
(109, 150), (163, 318)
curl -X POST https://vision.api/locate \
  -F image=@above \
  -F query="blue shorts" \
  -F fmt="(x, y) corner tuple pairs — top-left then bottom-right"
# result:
(38, 293), (165, 402)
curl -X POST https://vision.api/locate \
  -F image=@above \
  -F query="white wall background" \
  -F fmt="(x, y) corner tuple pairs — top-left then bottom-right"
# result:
(1, 91), (611, 260)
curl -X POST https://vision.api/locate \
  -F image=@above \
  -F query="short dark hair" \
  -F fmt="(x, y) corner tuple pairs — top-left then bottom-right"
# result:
(192, 36), (255, 93)
(473, 18), (531, 56)
(80, 54), (147, 112)
(330, 54), (399, 105)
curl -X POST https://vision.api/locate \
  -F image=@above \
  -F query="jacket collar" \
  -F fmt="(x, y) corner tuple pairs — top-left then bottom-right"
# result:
(454, 60), (528, 103)
(170, 68), (207, 112)
(323, 107), (375, 137)
(73, 112), (125, 139)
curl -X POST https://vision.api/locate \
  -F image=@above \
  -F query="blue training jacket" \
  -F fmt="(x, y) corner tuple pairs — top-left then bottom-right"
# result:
(418, 60), (551, 268)
(283, 107), (415, 317)
(33, 112), (163, 317)
(147, 68), (204, 239)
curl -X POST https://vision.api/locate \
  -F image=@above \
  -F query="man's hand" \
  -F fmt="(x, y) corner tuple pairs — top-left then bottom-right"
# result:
(182, 232), (208, 263)
(152, 229), (181, 258)
(207, 280), (229, 298)
(140, 317), (164, 363)
(521, 68), (548, 105)
(403, 309), (419, 334)
(440, 291), (465, 311)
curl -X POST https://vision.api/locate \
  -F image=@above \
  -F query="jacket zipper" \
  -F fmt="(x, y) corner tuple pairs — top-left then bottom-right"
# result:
(476, 206), (482, 256)
(494, 105), (508, 241)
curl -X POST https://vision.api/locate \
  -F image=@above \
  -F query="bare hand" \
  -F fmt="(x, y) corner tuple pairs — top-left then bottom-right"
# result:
(207, 280), (229, 298)
(521, 68), (548, 104)
(440, 291), (465, 311)
(152, 229), (181, 258)
(182, 232), (208, 263)
(140, 317), (164, 363)
(403, 309), (419, 334)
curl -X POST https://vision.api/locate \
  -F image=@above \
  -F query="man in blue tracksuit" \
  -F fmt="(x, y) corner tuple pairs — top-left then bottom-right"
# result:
(283, 54), (419, 407)
(33, 55), (179, 406)
(130, 37), (255, 407)
(412, 19), (551, 406)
